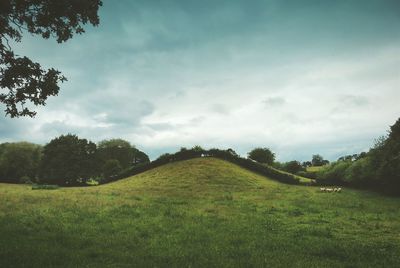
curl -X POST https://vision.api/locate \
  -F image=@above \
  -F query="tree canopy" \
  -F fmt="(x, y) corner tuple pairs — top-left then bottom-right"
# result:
(247, 147), (275, 165)
(40, 134), (97, 185)
(0, 141), (42, 183)
(0, 0), (102, 117)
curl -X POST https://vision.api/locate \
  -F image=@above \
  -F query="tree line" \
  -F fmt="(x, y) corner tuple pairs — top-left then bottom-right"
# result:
(273, 118), (400, 196)
(1, 117), (398, 195)
(0, 135), (149, 185)
(313, 118), (400, 195)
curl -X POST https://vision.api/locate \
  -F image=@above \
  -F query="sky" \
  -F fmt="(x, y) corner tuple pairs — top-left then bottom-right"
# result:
(1, 0), (399, 161)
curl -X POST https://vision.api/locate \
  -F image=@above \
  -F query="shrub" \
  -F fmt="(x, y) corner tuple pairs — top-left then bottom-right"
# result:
(32, 184), (59, 190)
(317, 161), (352, 185)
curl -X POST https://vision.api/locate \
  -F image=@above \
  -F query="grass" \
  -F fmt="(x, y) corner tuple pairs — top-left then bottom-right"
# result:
(0, 158), (399, 267)
(307, 165), (327, 172)
(269, 165), (315, 184)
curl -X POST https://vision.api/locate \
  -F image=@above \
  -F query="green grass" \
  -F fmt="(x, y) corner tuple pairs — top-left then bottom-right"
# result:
(1, 158), (399, 267)
(307, 165), (327, 172)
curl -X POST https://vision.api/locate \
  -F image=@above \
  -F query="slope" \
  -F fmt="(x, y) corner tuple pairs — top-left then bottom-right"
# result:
(0, 158), (399, 267)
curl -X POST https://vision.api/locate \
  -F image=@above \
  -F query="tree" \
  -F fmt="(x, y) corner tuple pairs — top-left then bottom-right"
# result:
(40, 134), (97, 185)
(373, 118), (400, 194)
(247, 147), (275, 165)
(0, 0), (102, 117)
(132, 148), (150, 165)
(283, 160), (304, 174)
(97, 139), (135, 169)
(0, 142), (42, 183)
(102, 159), (122, 180)
(312, 154), (325, 166)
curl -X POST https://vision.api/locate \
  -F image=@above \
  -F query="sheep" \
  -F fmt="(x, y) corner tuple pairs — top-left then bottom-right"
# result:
(320, 187), (343, 193)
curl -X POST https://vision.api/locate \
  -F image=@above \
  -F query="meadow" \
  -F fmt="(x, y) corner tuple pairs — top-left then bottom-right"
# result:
(1, 158), (399, 267)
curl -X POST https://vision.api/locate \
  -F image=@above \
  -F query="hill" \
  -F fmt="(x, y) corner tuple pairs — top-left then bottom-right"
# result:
(0, 158), (400, 267)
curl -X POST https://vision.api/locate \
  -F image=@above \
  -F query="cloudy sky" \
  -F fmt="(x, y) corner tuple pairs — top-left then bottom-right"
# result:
(1, 0), (399, 161)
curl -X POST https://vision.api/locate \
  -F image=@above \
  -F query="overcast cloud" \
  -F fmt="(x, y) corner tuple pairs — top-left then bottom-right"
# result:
(1, 0), (399, 161)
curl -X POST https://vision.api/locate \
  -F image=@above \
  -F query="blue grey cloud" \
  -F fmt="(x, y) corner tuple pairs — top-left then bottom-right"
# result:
(1, 0), (399, 161)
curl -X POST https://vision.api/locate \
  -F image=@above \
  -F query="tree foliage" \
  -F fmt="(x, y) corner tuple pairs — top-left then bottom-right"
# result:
(283, 160), (304, 174)
(0, 142), (42, 183)
(247, 147), (275, 165)
(40, 134), (97, 185)
(311, 154), (328, 166)
(315, 118), (400, 195)
(102, 159), (122, 181)
(0, 0), (102, 117)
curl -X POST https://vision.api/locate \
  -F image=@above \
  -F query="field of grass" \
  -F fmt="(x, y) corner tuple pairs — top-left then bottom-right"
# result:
(1, 158), (400, 267)
(306, 165), (327, 172)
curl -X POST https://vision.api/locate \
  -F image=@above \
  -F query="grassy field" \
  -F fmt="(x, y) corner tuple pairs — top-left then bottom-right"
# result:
(1, 158), (399, 267)
(306, 166), (327, 172)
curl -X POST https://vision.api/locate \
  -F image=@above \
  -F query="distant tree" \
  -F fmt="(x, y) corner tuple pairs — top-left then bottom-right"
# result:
(0, 142), (42, 183)
(102, 159), (122, 180)
(157, 153), (172, 162)
(98, 139), (134, 169)
(283, 160), (304, 174)
(0, 0), (102, 117)
(302, 161), (312, 168)
(226, 148), (239, 157)
(248, 147), (275, 165)
(40, 134), (97, 185)
(192, 145), (204, 152)
(312, 154), (325, 166)
(356, 152), (368, 160)
(132, 149), (150, 165)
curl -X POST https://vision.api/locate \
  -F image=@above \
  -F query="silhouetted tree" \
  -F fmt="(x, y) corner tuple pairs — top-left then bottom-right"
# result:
(248, 147), (275, 165)
(0, 0), (102, 117)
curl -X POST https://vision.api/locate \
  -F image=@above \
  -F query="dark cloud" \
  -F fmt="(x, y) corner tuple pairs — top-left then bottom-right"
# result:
(0, 0), (399, 161)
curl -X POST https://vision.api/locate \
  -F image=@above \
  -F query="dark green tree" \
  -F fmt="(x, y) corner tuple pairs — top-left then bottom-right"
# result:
(0, 142), (42, 183)
(102, 159), (122, 180)
(40, 134), (97, 185)
(0, 0), (102, 117)
(248, 147), (275, 165)
(311, 154), (325, 166)
(97, 139), (134, 169)
(373, 118), (400, 194)
(132, 148), (150, 165)
(283, 160), (304, 174)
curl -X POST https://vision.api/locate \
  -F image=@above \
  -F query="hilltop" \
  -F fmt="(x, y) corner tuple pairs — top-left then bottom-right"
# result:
(0, 158), (399, 267)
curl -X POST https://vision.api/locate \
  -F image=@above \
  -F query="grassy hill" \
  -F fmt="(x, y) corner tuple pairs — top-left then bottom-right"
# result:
(1, 158), (399, 267)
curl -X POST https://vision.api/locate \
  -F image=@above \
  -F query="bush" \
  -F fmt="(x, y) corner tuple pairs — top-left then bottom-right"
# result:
(32, 184), (59, 190)
(343, 157), (374, 186)
(317, 161), (352, 185)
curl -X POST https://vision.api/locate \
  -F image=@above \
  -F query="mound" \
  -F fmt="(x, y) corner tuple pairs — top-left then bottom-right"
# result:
(103, 158), (279, 196)
(0, 158), (399, 267)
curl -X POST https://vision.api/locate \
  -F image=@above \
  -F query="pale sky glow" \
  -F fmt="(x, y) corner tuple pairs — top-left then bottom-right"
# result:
(0, 0), (399, 161)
